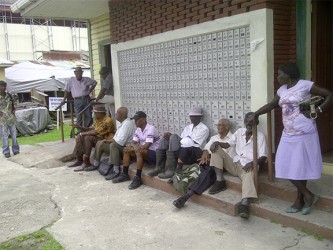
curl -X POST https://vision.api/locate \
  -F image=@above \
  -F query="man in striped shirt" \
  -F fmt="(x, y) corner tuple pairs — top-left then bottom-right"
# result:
(112, 111), (160, 190)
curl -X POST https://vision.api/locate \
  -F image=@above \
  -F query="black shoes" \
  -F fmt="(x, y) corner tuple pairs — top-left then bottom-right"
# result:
(112, 173), (130, 183)
(208, 180), (227, 194)
(105, 171), (120, 180)
(4, 153), (10, 158)
(172, 197), (186, 209)
(238, 203), (250, 219)
(14, 152), (20, 155)
(128, 176), (143, 190)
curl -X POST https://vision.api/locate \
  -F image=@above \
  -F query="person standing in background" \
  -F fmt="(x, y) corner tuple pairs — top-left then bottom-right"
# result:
(0, 81), (20, 158)
(57, 67), (97, 128)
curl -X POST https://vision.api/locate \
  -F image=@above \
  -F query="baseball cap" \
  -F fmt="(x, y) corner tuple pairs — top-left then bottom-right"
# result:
(130, 111), (147, 120)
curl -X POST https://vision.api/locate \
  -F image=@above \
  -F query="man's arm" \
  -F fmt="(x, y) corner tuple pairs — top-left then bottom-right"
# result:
(243, 156), (267, 172)
(56, 90), (70, 110)
(95, 88), (106, 102)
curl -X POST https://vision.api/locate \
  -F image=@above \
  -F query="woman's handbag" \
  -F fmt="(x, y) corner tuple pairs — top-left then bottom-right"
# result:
(299, 96), (324, 119)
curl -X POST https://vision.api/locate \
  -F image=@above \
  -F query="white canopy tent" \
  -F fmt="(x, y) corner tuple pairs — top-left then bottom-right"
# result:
(5, 61), (91, 93)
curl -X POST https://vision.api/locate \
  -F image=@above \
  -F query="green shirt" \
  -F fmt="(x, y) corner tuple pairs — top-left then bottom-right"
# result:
(0, 93), (16, 126)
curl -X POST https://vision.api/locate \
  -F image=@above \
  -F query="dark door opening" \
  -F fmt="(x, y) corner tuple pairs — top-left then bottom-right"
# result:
(311, 0), (333, 156)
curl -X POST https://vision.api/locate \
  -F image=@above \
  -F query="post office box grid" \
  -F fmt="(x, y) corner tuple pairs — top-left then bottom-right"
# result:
(119, 26), (251, 134)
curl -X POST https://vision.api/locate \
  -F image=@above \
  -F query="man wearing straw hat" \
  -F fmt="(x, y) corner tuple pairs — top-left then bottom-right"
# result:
(68, 105), (115, 170)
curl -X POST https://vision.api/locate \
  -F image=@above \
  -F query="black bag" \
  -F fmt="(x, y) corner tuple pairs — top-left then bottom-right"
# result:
(299, 96), (324, 119)
(98, 159), (112, 176)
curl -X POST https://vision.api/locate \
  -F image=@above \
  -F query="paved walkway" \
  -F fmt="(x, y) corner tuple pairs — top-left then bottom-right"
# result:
(0, 140), (332, 250)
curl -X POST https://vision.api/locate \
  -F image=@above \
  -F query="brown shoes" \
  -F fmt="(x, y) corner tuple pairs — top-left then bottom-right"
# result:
(74, 164), (87, 172)
(68, 161), (83, 168)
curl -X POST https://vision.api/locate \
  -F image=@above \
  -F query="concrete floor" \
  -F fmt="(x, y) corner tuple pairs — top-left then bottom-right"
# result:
(0, 140), (332, 250)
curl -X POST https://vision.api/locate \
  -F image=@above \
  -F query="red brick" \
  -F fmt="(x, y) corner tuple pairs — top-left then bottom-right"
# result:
(151, 29), (162, 35)
(162, 26), (173, 32)
(207, 9), (221, 17)
(186, 20), (199, 26)
(207, 0), (222, 8)
(166, 21), (178, 27)
(198, 15), (214, 23)
(223, 4), (238, 12)
(186, 1), (199, 9)
(192, 13), (205, 21)
(214, 2), (230, 10)
(179, 8), (190, 15)
(152, 21), (162, 28)
(249, 3), (269, 11)
(174, 23), (186, 29)
(178, 17), (192, 25)
(231, 7), (247, 15)
(214, 11), (230, 19)
(231, 0), (248, 5)
(192, 4), (206, 11)
(200, 6), (213, 13)
(173, 14), (186, 22)
(186, 10), (199, 18)
(146, 27), (156, 33)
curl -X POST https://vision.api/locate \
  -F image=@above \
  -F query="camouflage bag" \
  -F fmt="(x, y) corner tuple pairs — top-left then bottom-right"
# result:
(172, 163), (201, 194)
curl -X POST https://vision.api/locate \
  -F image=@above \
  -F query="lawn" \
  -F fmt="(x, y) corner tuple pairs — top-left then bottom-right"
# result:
(0, 124), (73, 146)
(0, 229), (63, 250)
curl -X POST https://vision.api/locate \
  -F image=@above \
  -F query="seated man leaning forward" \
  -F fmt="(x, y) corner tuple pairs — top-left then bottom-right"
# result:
(112, 111), (160, 190)
(148, 107), (209, 179)
(209, 112), (267, 219)
(87, 107), (135, 176)
(172, 118), (236, 209)
(69, 105), (116, 171)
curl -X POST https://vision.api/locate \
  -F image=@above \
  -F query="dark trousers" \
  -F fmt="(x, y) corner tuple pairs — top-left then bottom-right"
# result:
(74, 96), (93, 127)
(73, 135), (102, 161)
(189, 165), (216, 195)
(178, 147), (202, 165)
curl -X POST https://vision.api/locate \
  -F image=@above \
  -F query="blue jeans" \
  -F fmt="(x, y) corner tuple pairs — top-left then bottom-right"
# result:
(0, 124), (20, 155)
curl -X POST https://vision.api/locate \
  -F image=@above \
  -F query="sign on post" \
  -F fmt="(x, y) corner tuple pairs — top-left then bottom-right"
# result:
(49, 97), (67, 112)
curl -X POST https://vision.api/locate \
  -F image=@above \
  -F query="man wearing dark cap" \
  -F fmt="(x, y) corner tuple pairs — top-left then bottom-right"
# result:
(0, 81), (20, 158)
(148, 107), (209, 179)
(68, 104), (115, 171)
(57, 66), (97, 128)
(112, 111), (160, 189)
(95, 66), (115, 120)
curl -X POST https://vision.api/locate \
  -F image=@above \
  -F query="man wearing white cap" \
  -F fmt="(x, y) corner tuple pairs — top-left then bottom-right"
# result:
(148, 107), (209, 179)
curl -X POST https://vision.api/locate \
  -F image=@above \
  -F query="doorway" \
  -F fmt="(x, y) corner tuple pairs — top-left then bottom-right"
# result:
(311, 0), (333, 160)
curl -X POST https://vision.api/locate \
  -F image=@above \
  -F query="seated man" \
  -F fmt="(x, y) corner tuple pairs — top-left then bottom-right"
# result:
(68, 105), (115, 171)
(112, 111), (160, 190)
(148, 107), (209, 179)
(172, 118), (235, 209)
(209, 112), (267, 219)
(86, 107), (135, 177)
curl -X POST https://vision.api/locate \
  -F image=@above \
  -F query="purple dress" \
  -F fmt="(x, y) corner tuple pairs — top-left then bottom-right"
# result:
(275, 80), (322, 180)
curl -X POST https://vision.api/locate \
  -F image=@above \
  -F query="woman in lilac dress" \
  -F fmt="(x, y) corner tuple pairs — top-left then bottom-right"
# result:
(251, 63), (332, 215)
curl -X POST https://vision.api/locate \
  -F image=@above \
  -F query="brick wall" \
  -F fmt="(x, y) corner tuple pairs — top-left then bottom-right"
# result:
(109, 0), (297, 149)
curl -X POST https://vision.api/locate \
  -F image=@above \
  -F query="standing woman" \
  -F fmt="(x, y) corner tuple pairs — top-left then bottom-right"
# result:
(251, 62), (332, 215)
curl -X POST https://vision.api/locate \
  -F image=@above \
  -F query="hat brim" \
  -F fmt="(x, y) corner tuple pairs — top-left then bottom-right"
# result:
(188, 113), (203, 116)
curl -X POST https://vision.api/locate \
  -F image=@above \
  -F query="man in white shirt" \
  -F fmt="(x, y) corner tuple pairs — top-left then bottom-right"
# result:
(85, 107), (135, 176)
(172, 118), (235, 209)
(209, 112), (267, 219)
(148, 107), (209, 179)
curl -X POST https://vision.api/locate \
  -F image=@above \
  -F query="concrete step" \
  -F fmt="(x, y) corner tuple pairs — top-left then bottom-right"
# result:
(223, 173), (333, 214)
(129, 165), (333, 240)
(252, 195), (333, 240)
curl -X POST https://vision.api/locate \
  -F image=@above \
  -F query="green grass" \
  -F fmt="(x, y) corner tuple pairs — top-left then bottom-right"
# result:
(1, 124), (73, 146)
(0, 229), (63, 250)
